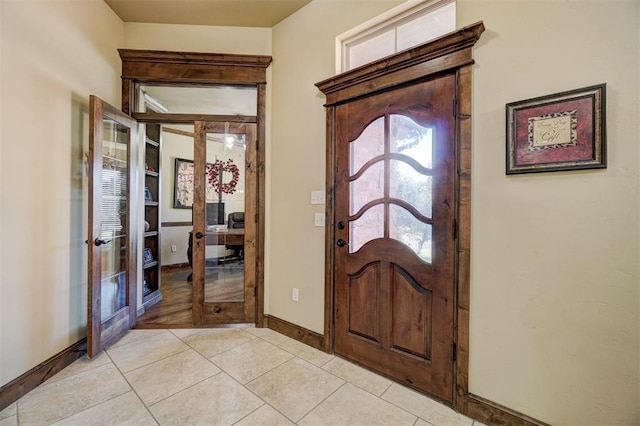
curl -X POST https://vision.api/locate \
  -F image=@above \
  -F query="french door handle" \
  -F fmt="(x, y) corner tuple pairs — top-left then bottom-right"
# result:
(195, 232), (204, 239)
(336, 239), (347, 248)
(94, 238), (111, 246)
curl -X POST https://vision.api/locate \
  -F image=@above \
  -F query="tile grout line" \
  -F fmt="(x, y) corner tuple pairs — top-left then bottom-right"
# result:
(207, 329), (351, 425)
(104, 347), (161, 425)
(203, 333), (300, 424)
(378, 383), (463, 426)
(108, 329), (196, 374)
(126, 339), (227, 410)
(294, 381), (349, 424)
(40, 354), (155, 426)
(177, 328), (258, 360)
(319, 358), (395, 399)
(16, 362), (133, 426)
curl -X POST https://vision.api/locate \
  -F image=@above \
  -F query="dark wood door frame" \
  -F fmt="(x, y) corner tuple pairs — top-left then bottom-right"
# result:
(192, 120), (258, 324)
(318, 22), (544, 426)
(118, 49), (271, 327)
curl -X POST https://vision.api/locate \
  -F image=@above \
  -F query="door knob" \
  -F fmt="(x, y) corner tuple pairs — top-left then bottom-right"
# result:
(336, 239), (347, 247)
(94, 238), (111, 246)
(195, 232), (204, 239)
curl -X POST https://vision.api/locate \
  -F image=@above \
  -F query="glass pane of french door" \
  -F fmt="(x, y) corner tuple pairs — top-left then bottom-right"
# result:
(204, 127), (246, 303)
(88, 95), (137, 358)
(100, 119), (129, 320)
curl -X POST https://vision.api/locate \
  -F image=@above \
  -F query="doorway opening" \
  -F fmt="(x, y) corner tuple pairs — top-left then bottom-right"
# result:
(117, 49), (271, 328)
(135, 121), (255, 326)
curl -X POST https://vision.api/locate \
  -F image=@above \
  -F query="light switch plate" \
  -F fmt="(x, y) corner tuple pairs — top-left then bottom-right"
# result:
(314, 212), (325, 226)
(311, 190), (325, 205)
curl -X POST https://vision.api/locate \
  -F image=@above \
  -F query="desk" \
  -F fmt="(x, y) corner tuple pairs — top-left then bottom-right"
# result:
(187, 229), (245, 278)
(202, 229), (244, 246)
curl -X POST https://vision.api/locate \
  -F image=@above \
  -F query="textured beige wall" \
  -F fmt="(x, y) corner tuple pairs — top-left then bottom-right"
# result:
(268, 0), (405, 334)
(123, 22), (271, 55)
(270, 0), (639, 424)
(459, 2), (639, 424)
(0, 0), (123, 386)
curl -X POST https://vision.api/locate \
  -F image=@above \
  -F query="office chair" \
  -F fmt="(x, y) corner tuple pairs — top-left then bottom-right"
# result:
(226, 212), (245, 262)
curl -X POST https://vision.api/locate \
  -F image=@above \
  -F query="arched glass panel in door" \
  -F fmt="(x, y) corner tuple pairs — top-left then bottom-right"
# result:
(347, 113), (433, 263)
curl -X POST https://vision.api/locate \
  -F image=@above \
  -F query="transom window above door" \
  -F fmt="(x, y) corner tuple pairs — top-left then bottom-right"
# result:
(336, 0), (456, 73)
(136, 85), (257, 116)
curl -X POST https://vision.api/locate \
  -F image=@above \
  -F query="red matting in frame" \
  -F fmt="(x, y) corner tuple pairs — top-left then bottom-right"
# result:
(513, 96), (593, 166)
(506, 84), (605, 174)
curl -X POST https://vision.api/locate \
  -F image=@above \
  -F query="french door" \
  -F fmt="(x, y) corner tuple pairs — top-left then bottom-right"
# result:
(191, 121), (257, 324)
(87, 96), (137, 357)
(333, 75), (457, 402)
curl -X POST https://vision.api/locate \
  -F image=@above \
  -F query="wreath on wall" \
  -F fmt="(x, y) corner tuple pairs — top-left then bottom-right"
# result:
(207, 159), (240, 194)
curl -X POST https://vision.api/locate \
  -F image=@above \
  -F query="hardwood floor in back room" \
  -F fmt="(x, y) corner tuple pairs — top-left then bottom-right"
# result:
(136, 264), (244, 327)
(136, 267), (193, 326)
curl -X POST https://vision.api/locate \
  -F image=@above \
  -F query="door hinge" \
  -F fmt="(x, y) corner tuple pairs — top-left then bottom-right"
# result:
(452, 219), (458, 240)
(452, 342), (457, 362)
(453, 98), (457, 117)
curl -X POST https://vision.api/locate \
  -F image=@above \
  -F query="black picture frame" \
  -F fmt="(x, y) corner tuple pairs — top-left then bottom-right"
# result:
(143, 248), (154, 264)
(143, 276), (152, 295)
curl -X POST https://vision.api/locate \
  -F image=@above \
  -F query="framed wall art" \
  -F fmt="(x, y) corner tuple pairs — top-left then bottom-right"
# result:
(143, 248), (154, 265)
(173, 158), (217, 208)
(506, 84), (606, 174)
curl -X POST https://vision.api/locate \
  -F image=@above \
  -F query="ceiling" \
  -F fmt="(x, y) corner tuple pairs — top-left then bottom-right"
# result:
(104, 0), (313, 27)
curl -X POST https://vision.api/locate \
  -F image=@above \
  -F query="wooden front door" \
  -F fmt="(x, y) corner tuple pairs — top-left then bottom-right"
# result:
(87, 95), (138, 357)
(192, 121), (257, 324)
(334, 75), (457, 402)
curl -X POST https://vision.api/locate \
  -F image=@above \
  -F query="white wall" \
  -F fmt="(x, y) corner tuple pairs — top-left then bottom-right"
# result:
(0, 0), (123, 386)
(271, 0), (639, 424)
(160, 129), (195, 266)
(459, 2), (639, 424)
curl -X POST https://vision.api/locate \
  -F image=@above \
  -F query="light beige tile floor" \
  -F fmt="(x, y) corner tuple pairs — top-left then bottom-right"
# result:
(1, 328), (486, 426)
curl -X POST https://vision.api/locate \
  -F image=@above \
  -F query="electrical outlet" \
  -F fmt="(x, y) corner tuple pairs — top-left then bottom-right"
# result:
(292, 288), (299, 302)
(171, 245), (177, 253)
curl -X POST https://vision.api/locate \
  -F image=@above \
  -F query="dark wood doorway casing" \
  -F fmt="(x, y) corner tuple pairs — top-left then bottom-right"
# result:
(317, 21), (485, 417)
(118, 49), (271, 327)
